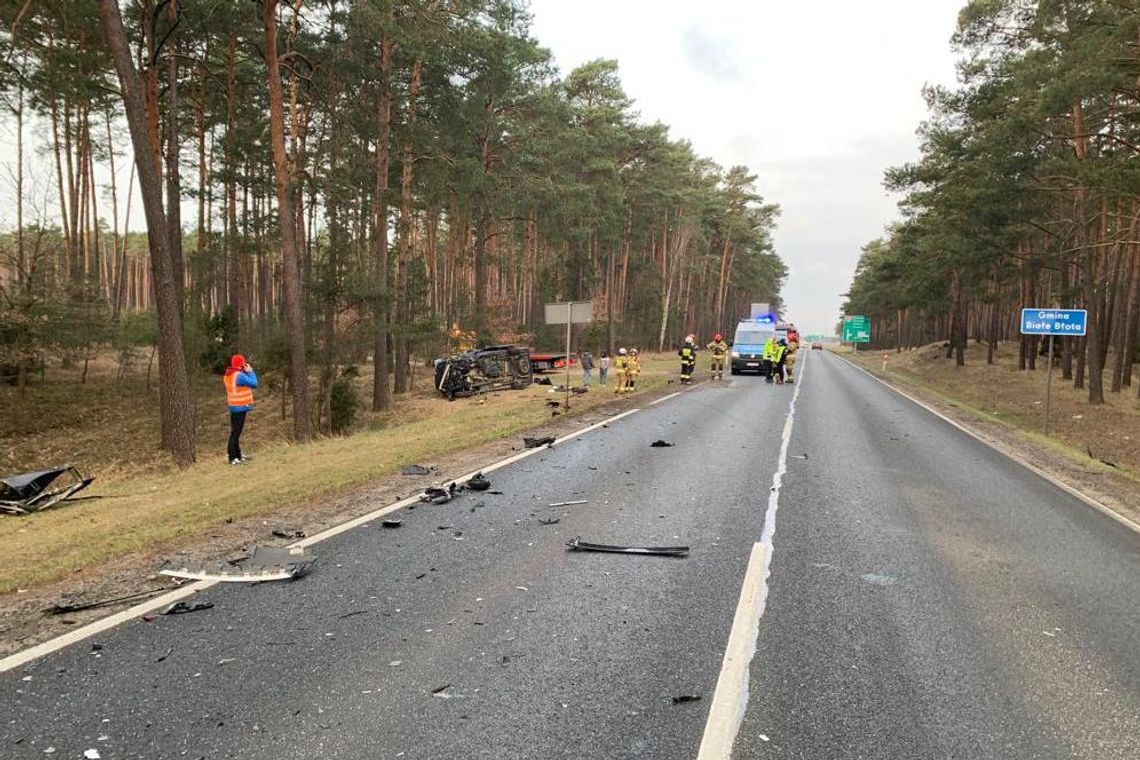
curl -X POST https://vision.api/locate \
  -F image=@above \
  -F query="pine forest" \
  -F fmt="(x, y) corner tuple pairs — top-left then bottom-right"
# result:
(0, 1), (786, 464)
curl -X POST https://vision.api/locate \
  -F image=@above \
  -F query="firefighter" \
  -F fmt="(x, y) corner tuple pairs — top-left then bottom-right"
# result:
(614, 348), (630, 394)
(762, 336), (777, 383)
(448, 322), (476, 353)
(785, 335), (799, 383)
(627, 348), (641, 392)
(772, 339), (788, 384)
(678, 337), (697, 384)
(706, 333), (728, 380)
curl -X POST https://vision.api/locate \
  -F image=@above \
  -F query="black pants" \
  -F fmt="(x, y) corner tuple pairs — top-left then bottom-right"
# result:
(228, 410), (247, 461)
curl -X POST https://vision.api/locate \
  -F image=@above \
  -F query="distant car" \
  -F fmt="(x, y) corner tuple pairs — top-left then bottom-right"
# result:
(811, 342), (823, 350)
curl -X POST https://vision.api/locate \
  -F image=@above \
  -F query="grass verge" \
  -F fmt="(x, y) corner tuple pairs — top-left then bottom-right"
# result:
(0, 352), (683, 594)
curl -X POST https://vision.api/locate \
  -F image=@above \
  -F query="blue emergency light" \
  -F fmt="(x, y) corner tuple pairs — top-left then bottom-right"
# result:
(753, 314), (776, 325)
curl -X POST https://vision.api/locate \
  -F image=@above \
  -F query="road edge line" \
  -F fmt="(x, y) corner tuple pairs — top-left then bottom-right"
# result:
(0, 407), (643, 674)
(697, 352), (807, 758)
(836, 354), (1140, 536)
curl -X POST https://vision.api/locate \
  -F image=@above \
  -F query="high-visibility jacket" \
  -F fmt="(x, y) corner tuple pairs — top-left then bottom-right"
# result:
(679, 346), (696, 364)
(772, 345), (787, 364)
(224, 370), (258, 411)
(762, 339), (776, 361)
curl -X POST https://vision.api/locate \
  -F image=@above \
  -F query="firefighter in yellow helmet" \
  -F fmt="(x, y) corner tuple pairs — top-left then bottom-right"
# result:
(614, 348), (630, 394)
(626, 348), (641, 392)
(706, 333), (728, 380)
(678, 336), (697, 384)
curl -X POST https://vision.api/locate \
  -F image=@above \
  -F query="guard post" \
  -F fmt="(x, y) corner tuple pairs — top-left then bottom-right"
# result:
(1019, 308), (1088, 434)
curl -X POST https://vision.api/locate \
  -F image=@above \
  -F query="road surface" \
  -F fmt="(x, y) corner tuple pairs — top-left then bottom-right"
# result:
(3, 351), (1138, 759)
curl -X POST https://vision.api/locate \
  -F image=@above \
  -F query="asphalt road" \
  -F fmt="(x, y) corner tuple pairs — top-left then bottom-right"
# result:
(2, 351), (1138, 759)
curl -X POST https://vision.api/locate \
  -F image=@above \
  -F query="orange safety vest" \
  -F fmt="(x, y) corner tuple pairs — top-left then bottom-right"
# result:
(224, 372), (254, 408)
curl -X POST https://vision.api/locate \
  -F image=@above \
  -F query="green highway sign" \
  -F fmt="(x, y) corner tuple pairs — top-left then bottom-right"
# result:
(842, 315), (871, 343)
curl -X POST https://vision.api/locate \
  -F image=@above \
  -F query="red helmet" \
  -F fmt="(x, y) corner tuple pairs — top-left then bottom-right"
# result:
(714, 333), (722, 341)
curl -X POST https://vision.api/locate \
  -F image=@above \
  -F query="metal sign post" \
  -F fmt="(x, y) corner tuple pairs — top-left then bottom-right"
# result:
(544, 301), (594, 410)
(1019, 308), (1088, 435)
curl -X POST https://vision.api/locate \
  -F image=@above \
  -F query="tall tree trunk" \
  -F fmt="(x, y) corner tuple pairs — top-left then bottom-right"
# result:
(165, 40), (185, 312)
(261, 0), (312, 441)
(394, 57), (422, 394)
(97, 0), (196, 465)
(372, 27), (395, 411)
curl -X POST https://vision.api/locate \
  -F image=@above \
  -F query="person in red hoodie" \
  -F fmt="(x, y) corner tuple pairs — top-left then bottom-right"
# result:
(223, 354), (258, 465)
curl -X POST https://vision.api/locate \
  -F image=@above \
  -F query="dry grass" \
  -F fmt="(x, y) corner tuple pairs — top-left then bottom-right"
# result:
(0, 351), (683, 594)
(848, 343), (1140, 478)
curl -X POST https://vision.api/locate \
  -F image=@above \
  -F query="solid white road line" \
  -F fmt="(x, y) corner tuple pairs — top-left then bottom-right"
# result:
(836, 354), (1140, 536)
(697, 352), (807, 759)
(650, 391), (682, 406)
(0, 407), (643, 674)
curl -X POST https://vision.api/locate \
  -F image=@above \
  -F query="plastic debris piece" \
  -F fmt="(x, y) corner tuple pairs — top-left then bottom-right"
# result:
(523, 436), (555, 449)
(83, 749), (101, 758)
(161, 546), (314, 583)
(401, 464), (433, 476)
(549, 500), (587, 507)
(421, 484), (457, 504)
(538, 517), (560, 525)
(272, 528), (305, 539)
(161, 601), (214, 616)
(566, 537), (689, 557)
(381, 519), (403, 528)
(672, 695), (701, 704)
(650, 440), (674, 448)
(466, 473), (491, 491)
(431, 683), (451, 694)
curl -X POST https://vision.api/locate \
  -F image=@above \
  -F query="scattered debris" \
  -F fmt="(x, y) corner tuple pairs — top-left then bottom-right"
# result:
(791, 453), (809, 460)
(156, 647), (174, 663)
(338, 610), (368, 619)
(0, 465), (95, 516)
(421, 484), (458, 504)
(431, 683), (452, 695)
(49, 588), (168, 615)
(538, 517), (560, 525)
(466, 473), (491, 491)
(83, 750), (101, 760)
(534, 377), (553, 385)
(548, 500), (588, 507)
(381, 519), (403, 528)
(400, 464), (434, 476)
(523, 436), (555, 449)
(546, 400), (562, 408)
(161, 601), (214, 616)
(272, 528), (305, 540)
(488, 490), (504, 495)
(161, 546), (315, 583)
(649, 440), (674, 448)
(567, 537), (689, 557)
(672, 695), (702, 704)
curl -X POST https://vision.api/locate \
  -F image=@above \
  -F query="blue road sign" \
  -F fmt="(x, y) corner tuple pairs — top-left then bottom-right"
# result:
(1020, 308), (1087, 336)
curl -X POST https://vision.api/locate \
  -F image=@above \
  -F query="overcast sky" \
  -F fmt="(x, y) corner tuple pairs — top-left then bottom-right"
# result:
(527, 0), (965, 335)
